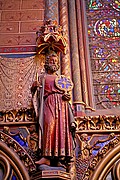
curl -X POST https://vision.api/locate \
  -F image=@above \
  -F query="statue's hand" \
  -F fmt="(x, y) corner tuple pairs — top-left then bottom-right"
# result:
(62, 92), (71, 101)
(70, 122), (77, 132)
(32, 81), (41, 87)
(31, 81), (41, 95)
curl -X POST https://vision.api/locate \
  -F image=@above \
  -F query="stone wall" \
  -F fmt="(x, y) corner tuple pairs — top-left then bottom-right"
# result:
(0, 0), (44, 54)
(0, 0), (45, 111)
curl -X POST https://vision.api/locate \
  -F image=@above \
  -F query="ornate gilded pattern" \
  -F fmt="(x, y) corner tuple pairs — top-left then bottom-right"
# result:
(0, 108), (35, 124)
(76, 132), (120, 180)
(75, 115), (120, 131)
(75, 112), (120, 179)
(0, 55), (44, 111)
(55, 75), (73, 92)
(0, 140), (30, 179)
(88, 136), (120, 180)
(45, 0), (58, 22)
(0, 131), (36, 172)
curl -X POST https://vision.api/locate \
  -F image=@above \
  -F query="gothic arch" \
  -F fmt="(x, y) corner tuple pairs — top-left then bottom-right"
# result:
(0, 141), (30, 180)
(91, 143), (120, 180)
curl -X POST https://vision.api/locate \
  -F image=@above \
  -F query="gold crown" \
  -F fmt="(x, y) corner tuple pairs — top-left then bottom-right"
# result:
(36, 20), (66, 55)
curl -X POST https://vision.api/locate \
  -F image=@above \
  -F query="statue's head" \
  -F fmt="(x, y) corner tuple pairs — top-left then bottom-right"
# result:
(44, 50), (60, 73)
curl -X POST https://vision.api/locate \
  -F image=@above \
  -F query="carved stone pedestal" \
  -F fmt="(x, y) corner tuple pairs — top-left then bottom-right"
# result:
(30, 165), (71, 180)
(30, 170), (71, 180)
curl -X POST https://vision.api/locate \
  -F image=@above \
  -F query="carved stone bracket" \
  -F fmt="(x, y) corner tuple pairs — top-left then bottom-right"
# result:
(36, 20), (67, 55)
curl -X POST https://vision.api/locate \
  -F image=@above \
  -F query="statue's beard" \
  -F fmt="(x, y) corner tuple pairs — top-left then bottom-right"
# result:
(45, 64), (60, 73)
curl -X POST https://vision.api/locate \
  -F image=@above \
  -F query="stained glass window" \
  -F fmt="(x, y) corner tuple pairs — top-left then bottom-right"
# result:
(85, 0), (120, 109)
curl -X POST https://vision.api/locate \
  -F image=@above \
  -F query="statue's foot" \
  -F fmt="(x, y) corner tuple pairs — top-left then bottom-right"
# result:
(57, 162), (66, 169)
(35, 157), (50, 166)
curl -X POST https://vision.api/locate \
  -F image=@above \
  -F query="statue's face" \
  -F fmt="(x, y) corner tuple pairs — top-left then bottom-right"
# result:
(48, 56), (58, 68)
(45, 55), (60, 73)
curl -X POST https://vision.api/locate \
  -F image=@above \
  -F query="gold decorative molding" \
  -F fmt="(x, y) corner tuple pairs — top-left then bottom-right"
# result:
(75, 115), (120, 132)
(76, 134), (120, 180)
(0, 154), (11, 179)
(90, 139), (120, 180)
(112, 159), (120, 180)
(0, 141), (30, 179)
(0, 131), (36, 173)
(73, 101), (86, 106)
(0, 108), (35, 125)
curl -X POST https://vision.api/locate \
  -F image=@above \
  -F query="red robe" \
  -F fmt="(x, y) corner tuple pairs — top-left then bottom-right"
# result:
(32, 74), (74, 159)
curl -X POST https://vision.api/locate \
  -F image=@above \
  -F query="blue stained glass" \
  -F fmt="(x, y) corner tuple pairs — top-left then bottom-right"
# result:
(111, 1), (120, 12)
(12, 176), (17, 180)
(13, 135), (28, 147)
(86, 0), (120, 108)
(94, 19), (120, 40)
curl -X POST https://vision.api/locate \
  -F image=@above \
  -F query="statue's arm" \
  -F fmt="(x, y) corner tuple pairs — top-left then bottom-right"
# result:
(31, 78), (43, 118)
(31, 81), (41, 97)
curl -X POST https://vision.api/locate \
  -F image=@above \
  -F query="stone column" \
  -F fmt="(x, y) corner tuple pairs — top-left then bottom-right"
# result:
(68, 0), (85, 116)
(45, 0), (59, 21)
(80, 0), (95, 112)
(59, 0), (71, 78)
(76, 0), (90, 109)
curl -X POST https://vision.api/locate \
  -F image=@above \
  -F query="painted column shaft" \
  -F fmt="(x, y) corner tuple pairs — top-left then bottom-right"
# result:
(68, 0), (85, 115)
(68, 1), (82, 101)
(45, 0), (59, 21)
(76, 0), (89, 107)
(80, 0), (95, 109)
(59, 0), (71, 78)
